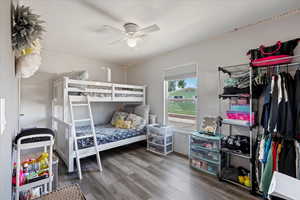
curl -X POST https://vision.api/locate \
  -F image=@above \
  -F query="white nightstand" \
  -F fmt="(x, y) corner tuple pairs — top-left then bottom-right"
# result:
(146, 124), (173, 156)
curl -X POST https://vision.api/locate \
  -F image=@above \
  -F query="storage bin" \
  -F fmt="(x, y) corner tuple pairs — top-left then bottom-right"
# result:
(237, 98), (248, 104)
(230, 97), (249, 105)
(207, 162), (219, 174)
(222, 119), (251, 126)
(147, 125), (173, 156)
(189, 132), (220, 176)
(190, 135), (219, 151)
(230, 104), (250, 112)
(226, 111), (254, 123)
(148, 143), (164, 153)
(190, 158), (218, 175)
(148, 143), (173, 155)
(147, 125), (172, 137)
(190, 147), (219, 162)
(166, 144), (172, 152)
(148, 134), (173, 145)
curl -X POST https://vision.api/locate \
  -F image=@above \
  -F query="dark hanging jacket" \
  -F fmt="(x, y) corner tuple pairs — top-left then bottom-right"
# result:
(278, 140), (296, 178)
(294, 70), (300, 139)
(268, 75), (278, 133)
(277, 73), (287, 134)
(285, 73), (295, 138)
(261, 81), (272, 134)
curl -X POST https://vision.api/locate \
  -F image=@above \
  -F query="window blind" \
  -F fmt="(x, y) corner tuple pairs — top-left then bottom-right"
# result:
(164, 63), (197, 81)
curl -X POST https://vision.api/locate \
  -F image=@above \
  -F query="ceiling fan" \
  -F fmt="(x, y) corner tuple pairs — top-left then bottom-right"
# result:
(99, 23), (160, 47)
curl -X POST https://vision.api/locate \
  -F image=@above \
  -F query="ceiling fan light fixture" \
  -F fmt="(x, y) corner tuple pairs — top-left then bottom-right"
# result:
(100, 22), (160, 47)
(127, 38), (137, 47)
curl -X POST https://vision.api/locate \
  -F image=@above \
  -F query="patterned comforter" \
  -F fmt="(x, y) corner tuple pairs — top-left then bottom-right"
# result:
(75, 124), (146, 149)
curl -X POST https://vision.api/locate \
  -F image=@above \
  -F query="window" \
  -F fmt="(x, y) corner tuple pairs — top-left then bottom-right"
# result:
(164, 64), (198, 131)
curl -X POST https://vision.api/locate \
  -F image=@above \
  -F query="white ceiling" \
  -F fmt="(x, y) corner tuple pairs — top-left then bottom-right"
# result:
(25, 0), (300, 65)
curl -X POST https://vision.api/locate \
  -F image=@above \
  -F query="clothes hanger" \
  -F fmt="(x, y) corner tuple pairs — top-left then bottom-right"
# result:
(270, 65), (277, 76)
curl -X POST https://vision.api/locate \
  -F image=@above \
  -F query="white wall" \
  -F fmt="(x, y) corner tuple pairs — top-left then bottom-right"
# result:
(20, 50), (126, 129)
(127, 14), (300, 155)
(0, 0), (19, 199)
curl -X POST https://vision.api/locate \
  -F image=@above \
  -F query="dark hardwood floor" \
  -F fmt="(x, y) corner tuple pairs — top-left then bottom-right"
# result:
(58, 143), (259, 200)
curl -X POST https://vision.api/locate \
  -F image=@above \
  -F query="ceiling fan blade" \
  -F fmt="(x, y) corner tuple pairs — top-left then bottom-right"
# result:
(108, 38), (126, 45)
(100, 25), (124, 34)
(75, 0), (123, 23)
(138, 24), (160, 34)
(133, 32), (147, 38)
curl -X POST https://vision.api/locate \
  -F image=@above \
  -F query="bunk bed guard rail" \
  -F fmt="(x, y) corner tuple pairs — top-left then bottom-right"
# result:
(53, 77), (146, 103)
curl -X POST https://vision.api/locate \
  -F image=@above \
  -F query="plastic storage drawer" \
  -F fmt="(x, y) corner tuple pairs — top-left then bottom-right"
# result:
(148, 134), (173, 145)
(191, 135), (219, 151)
(147, 125), (173, 156)
(147, 125), (172, 136)
(190, 158), (218, 175)
(190, 147), (219, 163)
(148, 143), (172, 155)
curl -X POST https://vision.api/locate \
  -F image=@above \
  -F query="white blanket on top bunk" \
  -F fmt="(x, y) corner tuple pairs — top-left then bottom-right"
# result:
(60, 70), (89, 80)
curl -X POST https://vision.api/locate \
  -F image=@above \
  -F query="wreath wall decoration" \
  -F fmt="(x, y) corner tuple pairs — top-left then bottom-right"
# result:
(12, 4), (45, 78)
(12, 4), (45, 51)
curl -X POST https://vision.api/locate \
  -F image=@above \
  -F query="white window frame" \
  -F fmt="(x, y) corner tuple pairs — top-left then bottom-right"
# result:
(163, 63), (199, 132)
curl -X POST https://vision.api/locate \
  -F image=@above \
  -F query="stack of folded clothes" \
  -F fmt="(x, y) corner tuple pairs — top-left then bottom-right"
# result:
(223, 71), (250, 95)
(223, 102), (255, 126)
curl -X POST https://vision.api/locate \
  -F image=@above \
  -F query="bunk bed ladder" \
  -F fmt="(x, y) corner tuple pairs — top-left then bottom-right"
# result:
(69, 96), (102, 180)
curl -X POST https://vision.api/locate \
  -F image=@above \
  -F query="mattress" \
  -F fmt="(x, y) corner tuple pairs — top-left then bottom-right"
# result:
(75, 124), (146, 149)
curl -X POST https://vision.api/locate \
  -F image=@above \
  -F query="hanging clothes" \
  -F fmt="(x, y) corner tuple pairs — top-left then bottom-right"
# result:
(278, 140), (296, 178)
(272, 141), (279, 172)
(260, 142), (274, 195)
(285, 72), (295, 138)
(261, 82), (272, 133)
(268, 75), (279, 133)
(258, 137), (266, 161)
(255, 67), (300, 196)
(294, 69), (300, 139)
(255, 138), (263, 191)
(266, 72), (295, 138)
(277, 73), (287, 134)
(276, 142), (282, 172)
(262, 136), (272, 164)
(295, 141), (300, 179)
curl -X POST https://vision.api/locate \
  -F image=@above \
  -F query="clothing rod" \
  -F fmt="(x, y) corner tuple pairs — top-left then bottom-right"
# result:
(220, 54), (300, 69)
(220, 62), (249, 69)
(254, 62), (300, 70)
(220, 62), (300, 75)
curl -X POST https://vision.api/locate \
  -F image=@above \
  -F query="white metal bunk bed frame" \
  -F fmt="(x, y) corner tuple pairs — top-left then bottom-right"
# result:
(51, 77), (147, 172)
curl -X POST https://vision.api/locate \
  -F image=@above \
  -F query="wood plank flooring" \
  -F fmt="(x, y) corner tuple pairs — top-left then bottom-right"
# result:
(58, 143), (259, 200)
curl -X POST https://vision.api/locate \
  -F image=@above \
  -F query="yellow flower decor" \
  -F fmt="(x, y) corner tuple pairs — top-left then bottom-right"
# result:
(20, 39), (41, 56)
(21, 47), (34, 56)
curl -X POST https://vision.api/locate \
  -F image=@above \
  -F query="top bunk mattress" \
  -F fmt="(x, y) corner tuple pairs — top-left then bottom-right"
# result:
(76, 124), (146, 149)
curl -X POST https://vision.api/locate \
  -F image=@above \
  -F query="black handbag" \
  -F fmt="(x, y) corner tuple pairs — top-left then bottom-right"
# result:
(247, 38), (299, 67)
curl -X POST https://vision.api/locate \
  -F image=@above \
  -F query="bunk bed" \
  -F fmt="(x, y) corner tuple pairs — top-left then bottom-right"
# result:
(51, 77), (147, 172)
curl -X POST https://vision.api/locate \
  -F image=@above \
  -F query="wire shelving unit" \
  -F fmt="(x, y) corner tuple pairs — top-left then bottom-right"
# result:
(217, 55), (300, 194)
